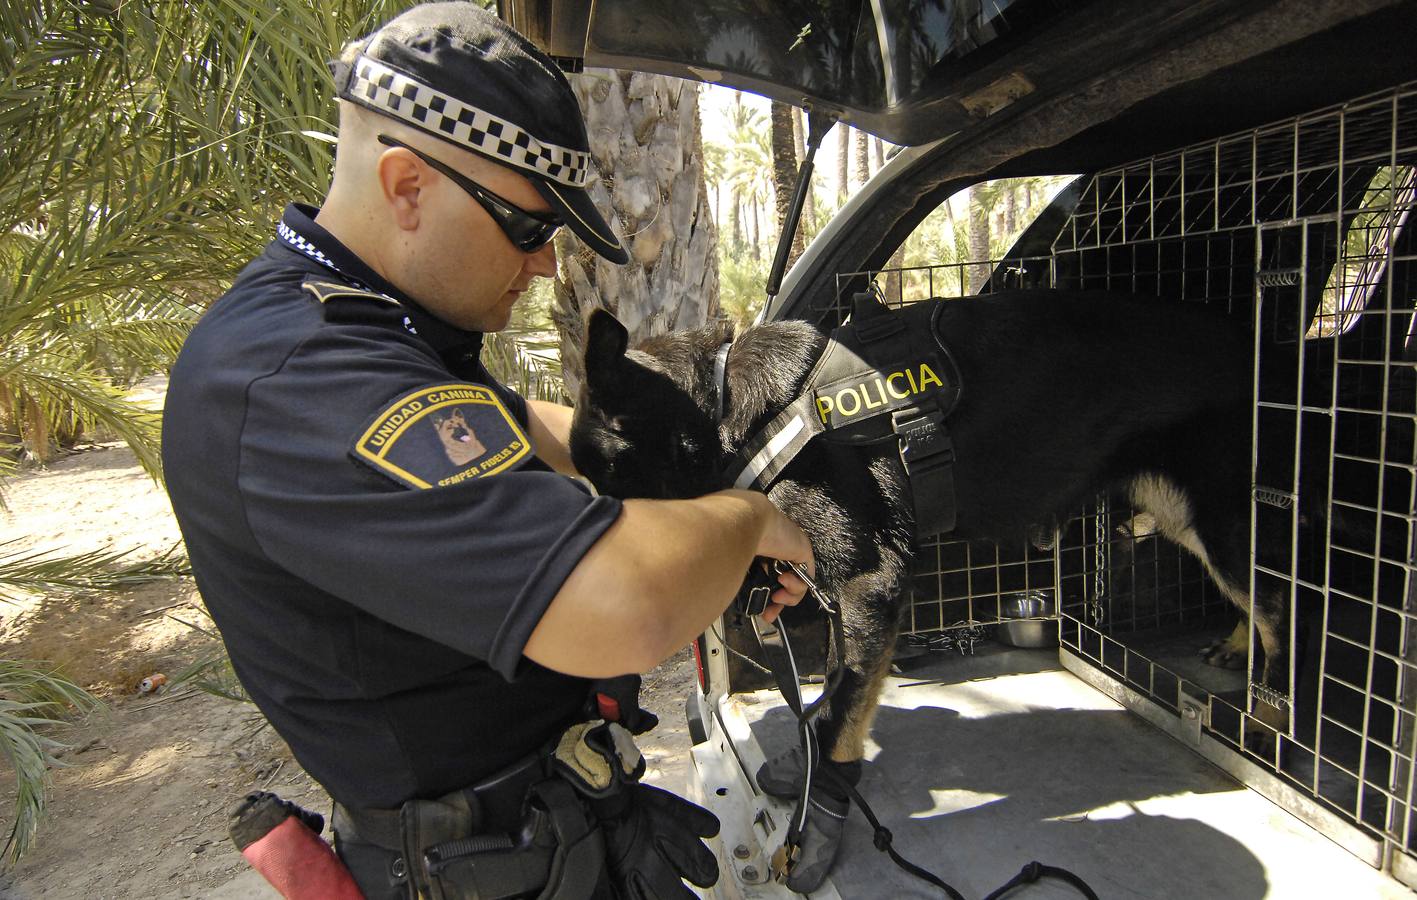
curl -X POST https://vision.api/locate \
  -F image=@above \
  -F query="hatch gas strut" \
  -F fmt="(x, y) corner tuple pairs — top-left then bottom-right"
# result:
(764, 108), (837, 303)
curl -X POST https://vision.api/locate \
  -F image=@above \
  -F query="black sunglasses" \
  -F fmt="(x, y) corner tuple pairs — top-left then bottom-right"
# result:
(377, 134), (562, 253)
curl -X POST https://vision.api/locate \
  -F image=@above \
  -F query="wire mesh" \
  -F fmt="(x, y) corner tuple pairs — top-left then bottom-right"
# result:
(841, 81), (1417, 871)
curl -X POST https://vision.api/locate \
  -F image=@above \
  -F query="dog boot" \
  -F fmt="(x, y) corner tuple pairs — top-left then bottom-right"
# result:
(756, 745), (805, 798)
(757, 749), (863, 798)
(781, 784), (850, 894)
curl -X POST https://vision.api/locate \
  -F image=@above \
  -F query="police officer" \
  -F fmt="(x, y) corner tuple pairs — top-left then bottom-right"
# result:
(162, 4), (813, 898)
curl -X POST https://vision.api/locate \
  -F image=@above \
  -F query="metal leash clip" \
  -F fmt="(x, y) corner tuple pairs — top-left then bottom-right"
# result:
(739, 558), (831, 618)
(772, 560), (837, 615)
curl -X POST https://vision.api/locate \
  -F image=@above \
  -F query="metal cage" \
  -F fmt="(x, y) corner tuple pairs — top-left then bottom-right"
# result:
(837, 81), (1417, 883)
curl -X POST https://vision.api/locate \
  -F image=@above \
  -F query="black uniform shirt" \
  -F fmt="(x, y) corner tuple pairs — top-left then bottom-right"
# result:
(163, 204), (623, 809)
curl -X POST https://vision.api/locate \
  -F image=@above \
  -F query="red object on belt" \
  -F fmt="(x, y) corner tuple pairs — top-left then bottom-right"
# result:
(241, 816), (364, 899)
(231, 792), (364, 900)
(596, 691), (622, 722)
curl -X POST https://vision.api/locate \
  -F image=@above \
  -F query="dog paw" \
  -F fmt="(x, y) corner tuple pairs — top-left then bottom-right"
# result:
(1200, 622), (1248, 669)
(1199, 641), (1247, 670)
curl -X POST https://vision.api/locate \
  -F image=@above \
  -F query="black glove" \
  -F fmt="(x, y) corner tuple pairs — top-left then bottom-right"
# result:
(589, 674), (660, 735)
(598, 783), (720, 899)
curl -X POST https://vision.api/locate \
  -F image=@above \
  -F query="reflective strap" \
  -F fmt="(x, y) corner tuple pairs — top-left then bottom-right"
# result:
(728, 395), (824, 491)
(734, 415), (805, 489)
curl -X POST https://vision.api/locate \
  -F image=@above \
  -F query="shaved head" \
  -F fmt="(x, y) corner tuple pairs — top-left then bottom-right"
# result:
(329, 101), (508, 202)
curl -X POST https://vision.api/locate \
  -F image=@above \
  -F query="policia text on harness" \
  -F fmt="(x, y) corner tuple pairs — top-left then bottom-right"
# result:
(723, 289), (963, 537)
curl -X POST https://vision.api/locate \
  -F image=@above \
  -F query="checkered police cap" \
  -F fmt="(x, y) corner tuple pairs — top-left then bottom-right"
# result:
(331, 3), (628, 264)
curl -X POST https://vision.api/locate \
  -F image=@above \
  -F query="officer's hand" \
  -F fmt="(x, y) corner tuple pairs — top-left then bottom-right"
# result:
(601, 783), (719, 899)
(759, 563), (808, 625)
(753, 504), (814, 624)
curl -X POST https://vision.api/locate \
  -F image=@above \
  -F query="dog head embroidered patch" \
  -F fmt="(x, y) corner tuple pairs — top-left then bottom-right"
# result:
(352, 383), (530, 489)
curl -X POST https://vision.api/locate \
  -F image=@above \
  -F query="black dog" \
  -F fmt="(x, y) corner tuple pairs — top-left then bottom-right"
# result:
(569, 289), (1289, 768)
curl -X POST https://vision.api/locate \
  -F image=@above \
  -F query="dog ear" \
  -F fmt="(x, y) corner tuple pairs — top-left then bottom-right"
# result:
(584, 308), (629, 376)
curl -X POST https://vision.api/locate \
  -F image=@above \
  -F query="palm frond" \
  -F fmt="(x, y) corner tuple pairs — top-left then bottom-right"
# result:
(483, 330), (567, 404)
(0, 661), (100, 867)
(0, 540), (190, 605)
(168, 648), (250, 705)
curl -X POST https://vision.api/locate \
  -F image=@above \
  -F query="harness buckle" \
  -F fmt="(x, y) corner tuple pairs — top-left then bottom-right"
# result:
(741, 583), (773, 617)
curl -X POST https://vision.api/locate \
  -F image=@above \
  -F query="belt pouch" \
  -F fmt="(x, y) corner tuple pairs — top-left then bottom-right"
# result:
(422, 830), (553, 900)
(532, 779), (607, 900)
(400, 793), (476, 899)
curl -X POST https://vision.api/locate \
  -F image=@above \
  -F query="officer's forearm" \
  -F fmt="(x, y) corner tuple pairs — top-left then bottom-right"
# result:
(526, 400), (579, 476)
(525, 490), (809, 677)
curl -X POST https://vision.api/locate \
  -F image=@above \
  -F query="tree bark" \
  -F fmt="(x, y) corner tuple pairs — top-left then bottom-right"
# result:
(749, 195), (759, 259)
(770, 101), (805, 270)
(883, 244), (906, 303)
(552, 70), (720, 396)
(836, 124), (849, 205)
(792, 108), (815, 242)
(968, 184), (992, 294)
(1004, 184), (1018, 247)
(852, 128), (870, 190)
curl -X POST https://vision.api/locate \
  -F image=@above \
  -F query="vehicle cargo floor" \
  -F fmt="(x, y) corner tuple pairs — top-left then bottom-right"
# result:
(731, 645), (1407, 898)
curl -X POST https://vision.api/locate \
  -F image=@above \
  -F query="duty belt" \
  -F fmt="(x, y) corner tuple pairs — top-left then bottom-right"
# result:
(333, 751), (547, 849)
(333, 750), (606, 900)
(722, 291), (963, 537)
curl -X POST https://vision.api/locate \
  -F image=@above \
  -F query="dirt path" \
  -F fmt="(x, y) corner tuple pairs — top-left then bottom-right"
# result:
(0, 398), (696, 898)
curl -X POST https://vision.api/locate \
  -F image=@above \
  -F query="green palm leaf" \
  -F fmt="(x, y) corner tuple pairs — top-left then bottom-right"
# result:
(0, 661), (101, 866)
(0, 540), (189, 605)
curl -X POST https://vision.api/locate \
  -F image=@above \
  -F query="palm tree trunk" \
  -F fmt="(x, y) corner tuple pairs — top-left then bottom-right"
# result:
(968, 184), (992, 294)
(852, 129), (870, 190)
(792, 108), (815, 242)
(552, 70), (720, 395)
(836, 124), (850, 205)
(883, 245), (906, 303)
(770, 101), (804, 269)
(1004, 185), (1018, 245)
(749, 197), (759, 260)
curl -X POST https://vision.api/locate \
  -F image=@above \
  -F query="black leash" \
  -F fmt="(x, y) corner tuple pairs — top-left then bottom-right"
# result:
(744, 561), (1099, 900)
(746, 561), (844, 866)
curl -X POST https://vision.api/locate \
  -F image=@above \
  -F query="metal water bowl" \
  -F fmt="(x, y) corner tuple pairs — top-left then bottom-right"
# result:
(997, 591), (1058, 648)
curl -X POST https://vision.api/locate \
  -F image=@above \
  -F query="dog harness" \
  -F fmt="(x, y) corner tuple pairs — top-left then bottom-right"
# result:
(722, 291), (964, 536)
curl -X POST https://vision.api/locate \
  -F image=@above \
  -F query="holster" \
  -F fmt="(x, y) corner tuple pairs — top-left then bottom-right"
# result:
(405, 779), (606, 900)
(335, 752), (609, 900)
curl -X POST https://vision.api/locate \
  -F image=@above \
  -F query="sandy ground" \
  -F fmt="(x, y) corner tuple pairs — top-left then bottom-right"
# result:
(0, 378), (696, 899)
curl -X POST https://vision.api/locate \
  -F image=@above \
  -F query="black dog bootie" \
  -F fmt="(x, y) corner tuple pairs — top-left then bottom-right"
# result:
(756, 748), (863, 893)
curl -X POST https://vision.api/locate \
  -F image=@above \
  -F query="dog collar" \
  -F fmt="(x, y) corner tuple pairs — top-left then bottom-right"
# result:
(712, 342), (733, 424)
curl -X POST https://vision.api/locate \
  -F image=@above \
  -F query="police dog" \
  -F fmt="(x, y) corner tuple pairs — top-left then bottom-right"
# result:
(569, 290), (1289, 768)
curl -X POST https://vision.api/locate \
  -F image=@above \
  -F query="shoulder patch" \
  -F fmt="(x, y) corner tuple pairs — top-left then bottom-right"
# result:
(351, 383), (531, 489)
(302, 277), (400, 306)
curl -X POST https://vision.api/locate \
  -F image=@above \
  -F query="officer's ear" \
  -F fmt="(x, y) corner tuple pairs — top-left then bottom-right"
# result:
(584, 309), (629, 388)
(377, 145), (424, 231)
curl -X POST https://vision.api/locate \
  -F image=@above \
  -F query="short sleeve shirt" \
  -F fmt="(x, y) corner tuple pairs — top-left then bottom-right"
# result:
(162, 204), (623, 809)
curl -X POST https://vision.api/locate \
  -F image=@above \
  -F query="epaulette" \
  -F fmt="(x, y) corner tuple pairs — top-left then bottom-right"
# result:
(303, 276), (405, 326)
